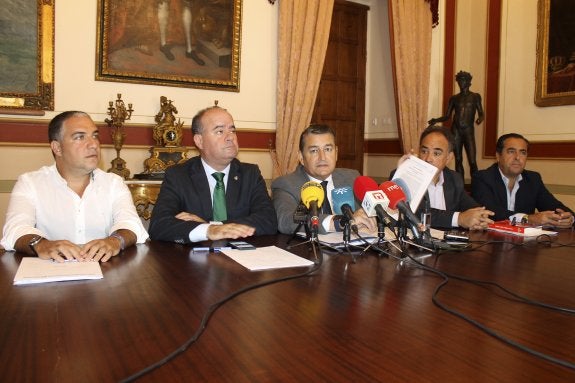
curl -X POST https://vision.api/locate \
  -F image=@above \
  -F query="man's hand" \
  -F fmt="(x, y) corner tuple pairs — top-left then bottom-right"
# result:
(176, 212), (207, 222)
(81, 237), (123, 262)
(207, 223), (255, 240)
(529, 209), (574, 229)
(458, 207), (494, 230)
(352, 208), (377, 232)
(34, 239), (84, 263)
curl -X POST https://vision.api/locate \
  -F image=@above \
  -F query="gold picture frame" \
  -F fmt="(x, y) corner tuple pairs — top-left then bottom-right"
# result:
(96, 0), (241, 92)
(0, 1), (54, 111)
(535, 0), (575, 107)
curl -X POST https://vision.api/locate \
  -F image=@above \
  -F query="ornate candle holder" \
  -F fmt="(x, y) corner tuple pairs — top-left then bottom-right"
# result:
(105, 94), (133, 179)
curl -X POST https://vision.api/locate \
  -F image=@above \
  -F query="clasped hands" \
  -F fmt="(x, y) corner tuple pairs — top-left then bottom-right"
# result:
(528, 209), (574, 229)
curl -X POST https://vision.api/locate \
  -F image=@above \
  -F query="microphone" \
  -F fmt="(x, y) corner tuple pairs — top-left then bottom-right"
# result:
(332, 186), (357, 232)
(300, 181), (324, 232)
(379, 181), (422, 240)
(353, 176), (396, 227)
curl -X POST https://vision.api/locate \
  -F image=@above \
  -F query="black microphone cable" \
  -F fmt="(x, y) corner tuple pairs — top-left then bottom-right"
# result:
(397, 244), (575, 371)
(120, 244), (325, 383)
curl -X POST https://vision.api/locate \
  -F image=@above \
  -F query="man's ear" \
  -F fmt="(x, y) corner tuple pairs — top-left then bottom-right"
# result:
(193, 134), (203, 149)
(447, 151), (455, 163)
(297, 150), (304, 165)
(50, 141), (61, 156)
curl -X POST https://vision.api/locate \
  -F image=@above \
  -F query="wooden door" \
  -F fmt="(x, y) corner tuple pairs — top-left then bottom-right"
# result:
(312, 0), (368, 173)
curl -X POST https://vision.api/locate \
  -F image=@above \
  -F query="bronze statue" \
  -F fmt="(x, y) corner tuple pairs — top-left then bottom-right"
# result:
(428, 71), (484, 180)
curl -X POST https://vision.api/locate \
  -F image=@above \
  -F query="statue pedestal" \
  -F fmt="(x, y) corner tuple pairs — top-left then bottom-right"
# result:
(133, 146), (189, 180)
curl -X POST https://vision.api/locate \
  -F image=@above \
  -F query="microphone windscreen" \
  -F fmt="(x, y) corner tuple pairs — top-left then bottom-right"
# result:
(331, 186), (354, 215)
(391, 177), (412, 202)
(300, 181), (324, 210)
(379, 181), (407, 210)
(353, 176), (378, 201)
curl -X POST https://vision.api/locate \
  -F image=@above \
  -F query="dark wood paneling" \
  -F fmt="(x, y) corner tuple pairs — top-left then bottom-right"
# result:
(0, 120), (274, 150)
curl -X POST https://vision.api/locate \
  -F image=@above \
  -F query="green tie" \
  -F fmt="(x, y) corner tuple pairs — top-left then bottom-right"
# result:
(212, 172), (227, 221)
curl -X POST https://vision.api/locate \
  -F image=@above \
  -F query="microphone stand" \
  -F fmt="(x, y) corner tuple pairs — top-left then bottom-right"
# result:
(360, 217), (400, 258)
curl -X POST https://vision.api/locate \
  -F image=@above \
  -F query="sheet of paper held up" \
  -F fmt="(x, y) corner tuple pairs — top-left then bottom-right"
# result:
(390, 154), (438, 219)
(13, 258), (104, 285)
(220, 246), (315, 271)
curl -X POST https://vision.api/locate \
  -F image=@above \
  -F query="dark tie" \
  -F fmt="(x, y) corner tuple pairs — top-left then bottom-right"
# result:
(212, 172), (227, 221)
(320, 180), (332, 214)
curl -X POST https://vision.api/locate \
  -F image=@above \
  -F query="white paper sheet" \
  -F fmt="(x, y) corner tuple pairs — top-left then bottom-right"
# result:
(220, 246), (315, 271)
(13, 258), (103, 285)
(390, 154), (438, 219)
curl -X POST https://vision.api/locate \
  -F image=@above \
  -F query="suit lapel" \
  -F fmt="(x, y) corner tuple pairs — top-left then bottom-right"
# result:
(442, 170), (456, 206)
(226, 159), (241, 207)
(188, 158), (213, 216)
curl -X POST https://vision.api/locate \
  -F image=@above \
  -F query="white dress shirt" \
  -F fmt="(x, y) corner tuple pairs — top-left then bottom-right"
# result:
(0, 164), (149, 250)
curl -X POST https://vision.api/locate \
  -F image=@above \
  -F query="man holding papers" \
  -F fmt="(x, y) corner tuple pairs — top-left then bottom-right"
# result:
(1, 111), (148, 262)
(393, 126), (494, 230)
(271, 124), (375, 234)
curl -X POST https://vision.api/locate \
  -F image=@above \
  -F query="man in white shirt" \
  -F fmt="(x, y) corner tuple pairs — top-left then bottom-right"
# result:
(1, 111), (148, 262)
(472, 133), (574, 227)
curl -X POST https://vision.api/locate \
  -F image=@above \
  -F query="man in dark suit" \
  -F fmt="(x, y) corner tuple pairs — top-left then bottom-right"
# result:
(394, 125), (493, 230)
(149, 106), (277, 243)
(472, 133), (574, 228)
(271, 124), (375, 234)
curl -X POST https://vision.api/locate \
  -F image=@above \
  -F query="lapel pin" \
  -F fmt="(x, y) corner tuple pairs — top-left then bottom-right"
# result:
(234, 176), (239, 181)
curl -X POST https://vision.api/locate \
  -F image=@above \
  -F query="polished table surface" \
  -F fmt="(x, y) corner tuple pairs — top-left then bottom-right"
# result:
(1, 230), (575, 382)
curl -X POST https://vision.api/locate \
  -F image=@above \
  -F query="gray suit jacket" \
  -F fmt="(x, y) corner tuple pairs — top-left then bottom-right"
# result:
(271, 165), (360, 234)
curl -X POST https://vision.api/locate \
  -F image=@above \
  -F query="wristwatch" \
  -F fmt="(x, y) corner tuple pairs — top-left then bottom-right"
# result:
(28, 235), (44, 256)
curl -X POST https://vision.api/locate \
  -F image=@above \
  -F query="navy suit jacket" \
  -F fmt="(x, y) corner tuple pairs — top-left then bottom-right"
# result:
(149, 156), (277, 243)
(271, 165), (360, 234)
(390, 167), (479, 229)
(471, 163), (573, 221)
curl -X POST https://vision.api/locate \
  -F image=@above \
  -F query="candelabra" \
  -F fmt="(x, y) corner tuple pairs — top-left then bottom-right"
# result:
(105, 94), (133, 179)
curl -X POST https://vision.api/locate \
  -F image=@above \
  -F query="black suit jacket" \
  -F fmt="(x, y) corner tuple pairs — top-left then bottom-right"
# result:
(471, 163), (573, 221)
(390, 167), (479, 229)
(149, 156), (277, 243)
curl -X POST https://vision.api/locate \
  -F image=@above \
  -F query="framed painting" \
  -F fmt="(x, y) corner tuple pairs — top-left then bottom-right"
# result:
(96, 0), (242, 92)
(0, 0), (54, 111)
(535, 0), (575, 107)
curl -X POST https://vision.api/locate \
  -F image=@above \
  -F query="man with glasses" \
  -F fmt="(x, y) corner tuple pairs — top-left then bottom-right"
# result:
(271, 124), (375, 234)
(393, 125), (493, 230)
(472, 133), (574, 227)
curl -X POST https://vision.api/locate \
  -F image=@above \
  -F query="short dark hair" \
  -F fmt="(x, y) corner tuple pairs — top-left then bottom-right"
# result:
(48, 111), (89, 142)
(496, 133), (529, 154)
(455, 70), (472, 81)
(298, 124), (336, 152)
(420, 125), (455, 152)
(191, 106), (227, 135)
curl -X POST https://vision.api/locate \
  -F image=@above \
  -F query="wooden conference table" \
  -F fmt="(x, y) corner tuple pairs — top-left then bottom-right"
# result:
(1, 230), (575, 382)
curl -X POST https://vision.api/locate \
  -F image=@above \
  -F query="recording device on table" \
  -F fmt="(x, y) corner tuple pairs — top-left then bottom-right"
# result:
(228, 241), (257, 250)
